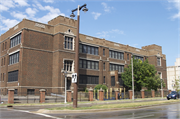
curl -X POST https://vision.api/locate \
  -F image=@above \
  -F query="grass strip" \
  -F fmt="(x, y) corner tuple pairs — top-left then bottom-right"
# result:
(47, 100), (180, 110)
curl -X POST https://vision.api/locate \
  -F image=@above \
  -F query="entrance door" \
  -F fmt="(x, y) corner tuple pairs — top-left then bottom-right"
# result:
(67, 77), (71, 90)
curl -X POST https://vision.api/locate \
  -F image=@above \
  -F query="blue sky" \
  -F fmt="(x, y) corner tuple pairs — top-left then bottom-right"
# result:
(0, 0), (179, 66)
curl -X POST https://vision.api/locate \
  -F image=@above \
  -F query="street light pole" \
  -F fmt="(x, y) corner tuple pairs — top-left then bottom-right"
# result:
(70, 4), (88, 108)
(131, 56), (134, 101)
(161, 79), (163, 99)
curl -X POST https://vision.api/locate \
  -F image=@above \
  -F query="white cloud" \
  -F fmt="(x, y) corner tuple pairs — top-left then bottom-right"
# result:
(26, 8), (37, 17)
(101, 2), (114, 13)
(0, 4), (9, 11)
(96, 29), (124, 39)
(0, 0), (15, 11)
(92, 12), (101, 20)
(43, 0), (54, 3)
(11, 11), (27, 20)
(1, 19), (19, 31)
(14, 0), (29, 6)
(168, 0), (180, 19)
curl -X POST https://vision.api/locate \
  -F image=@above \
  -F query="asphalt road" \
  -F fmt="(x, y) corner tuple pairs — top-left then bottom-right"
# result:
(0, 101), (180, 119)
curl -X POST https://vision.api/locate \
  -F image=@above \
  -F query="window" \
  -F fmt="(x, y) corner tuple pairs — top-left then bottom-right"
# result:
(118, 75), (123, 86)
(158, 72), (162, 79)
(5, 42), (7, 50)
(64, 36), (73, 50)
(104, 76), (105, 83)
(109, 50), (124, 60)
(3, 73), (4, 81)
(157, 57), (161, 66)
(110, 63), (124, 72)
(1, 73), (2, 81)
(79, 59), (99, 70)
(27, 89), (35, 95)
(79, 75), (99, 84)
(111, 76), (115, 86)
(2, 43), (4, 51)
(103, 63), (105, 70)
(8, 70), (18, 82)
(103, 49), (105, 56)
(9, 52), (19, 65)
(1, 58), (3, 66)
(134, 55), (144, 62)
(64, 60), (73, 72)
(127, 54), (129, 60)
(4, 57), (5, 65)
(10, 33), (21, 48)
(80, 44), (99, 55)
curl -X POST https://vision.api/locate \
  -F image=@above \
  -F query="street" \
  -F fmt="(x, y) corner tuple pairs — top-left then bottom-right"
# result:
(0, 102), (180, 119)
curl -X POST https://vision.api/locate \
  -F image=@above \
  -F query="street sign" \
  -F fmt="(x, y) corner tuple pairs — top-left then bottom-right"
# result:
(72, 73), (77, 83)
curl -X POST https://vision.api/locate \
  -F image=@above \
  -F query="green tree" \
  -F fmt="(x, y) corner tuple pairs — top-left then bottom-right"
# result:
(173, 79), (180, 92)
(94, 84), (108, 92)
(121, 58), (163, 91)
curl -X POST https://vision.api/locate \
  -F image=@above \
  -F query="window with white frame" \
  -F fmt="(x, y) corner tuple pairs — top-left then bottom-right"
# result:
(64, 60), (73, 72)
(157, 57), (161, 66)
(10, 34), (21, 48)
(64, 36), (73, 50)
(9, 52), (19, 65)
(158, 72), (162, 79)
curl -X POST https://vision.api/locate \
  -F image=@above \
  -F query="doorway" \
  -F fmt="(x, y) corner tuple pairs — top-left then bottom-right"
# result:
(67, 77), (71, 90)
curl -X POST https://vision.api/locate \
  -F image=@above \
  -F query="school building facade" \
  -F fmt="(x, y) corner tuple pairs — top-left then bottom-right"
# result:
(0, 15), (167, 95)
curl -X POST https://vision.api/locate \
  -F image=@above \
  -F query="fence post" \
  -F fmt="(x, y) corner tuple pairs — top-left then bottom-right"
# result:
(161, 89), (164, 97)
(141, 89), (145, 98)
(106, 89), (108, 99)
(119, 88), (122, 99)
(124, 88), (126, 99)
(128, 90), (132, 99)
(8, 89), (14, 104)
(115, 89), (119, 100)
(151, 90), (155, 98)
(88, 87), (93, 101)
(67, 90), (72, 102)
(94, 89), (96, 99)
(97, 90), (99, 100)
(99, 88), (104, 101)
(39, 89), (46, 103)
(110, 88), (112, 99)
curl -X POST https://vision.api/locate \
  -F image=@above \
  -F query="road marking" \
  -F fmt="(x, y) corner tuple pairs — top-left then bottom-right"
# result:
(127, 114), (154, 119)
(15, 109), (63, 119)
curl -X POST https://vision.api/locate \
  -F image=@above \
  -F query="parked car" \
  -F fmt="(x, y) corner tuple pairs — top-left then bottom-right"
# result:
(167, 91), (178, 100)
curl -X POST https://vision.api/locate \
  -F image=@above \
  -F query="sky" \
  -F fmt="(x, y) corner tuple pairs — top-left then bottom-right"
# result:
(0, 0), (179, 66)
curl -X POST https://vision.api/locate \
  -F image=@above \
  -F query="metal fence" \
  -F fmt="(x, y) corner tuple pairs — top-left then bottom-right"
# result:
(134, 91), (141, 99)
(155, 91), (161, 97)
(144, 91), (152, 98)
(71, 92), (89, 101)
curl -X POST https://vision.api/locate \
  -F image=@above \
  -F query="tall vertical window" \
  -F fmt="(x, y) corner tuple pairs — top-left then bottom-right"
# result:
(118, 75), (124, 86)
(2, 43), (4, 51)
(109, 50), (124, 60)
(4, 57), (5, 65)
(103, 63), (105, 70)
(64, 60), (73, 72)
(111, 76), (115, 86)
(3, 73), (4, 81)
(157, 57), (161, 66)
(103, 49), (105, 56)
(1, 58), (3, 66)
(9, 52), (19, 65)
(127, 54), (129, 60)
(104, 76), (105, 83)
(8, 70), (18, 82)
(5, 42), (7, 50)
(10, 33), (21, 48)
(1, 73), (2, 81)
(64, 36), (73, 50)
(158, 72), (162, 79)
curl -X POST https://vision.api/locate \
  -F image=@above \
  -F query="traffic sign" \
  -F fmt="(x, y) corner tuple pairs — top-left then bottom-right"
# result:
(72, 73), (77, 83)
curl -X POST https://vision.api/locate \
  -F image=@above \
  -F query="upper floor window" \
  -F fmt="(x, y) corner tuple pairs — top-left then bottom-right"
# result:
(1, 58), (3, 66)
(64, 60), (73, 72)
(79, 43), (98, 55)
(134, 55), (144, 62)
(157, 57), (161, 66)
(110, 63), (124, 72)
(10, 33), (21, 48)
(79, 59), (99, 70)
(103, 62), (105, 70)
(158, 72), (162, 79)
(103, 49), (105, 56)
(104, 76), (105, 83)
(79, 75), (99, 84)
(109, 50), (124, 60)
(127, 54), (129, 60)
(9, 52), (19, 65)
(64, 36), (73, 50)
(8, 70), (18, 82)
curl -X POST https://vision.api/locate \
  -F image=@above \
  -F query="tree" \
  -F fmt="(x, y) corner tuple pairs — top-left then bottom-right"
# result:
(121, 58), (163, 91)
(173, 79), (180, 92)
(94, 84), (108, 92)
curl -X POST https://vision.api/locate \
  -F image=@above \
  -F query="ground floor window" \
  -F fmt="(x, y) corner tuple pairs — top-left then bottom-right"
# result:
(8, 70), (18, 82)
(118, 75), (124, 86)
(79, 75), (99, 84)
(111, 76), (115, 86)
(27, 89), (35, 95)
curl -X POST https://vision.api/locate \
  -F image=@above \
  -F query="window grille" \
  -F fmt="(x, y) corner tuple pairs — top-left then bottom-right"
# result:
(8, 70), (18, 82)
